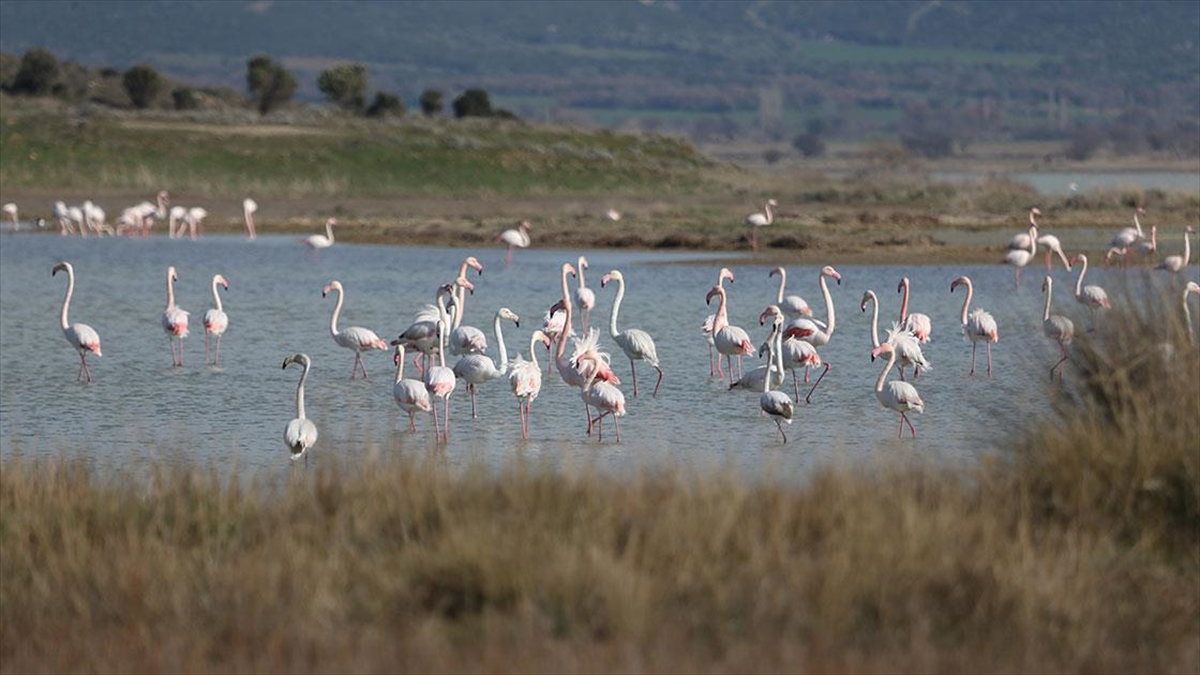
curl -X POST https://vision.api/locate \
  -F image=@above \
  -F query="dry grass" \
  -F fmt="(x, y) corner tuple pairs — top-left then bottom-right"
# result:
(2, 306), (1198, 673)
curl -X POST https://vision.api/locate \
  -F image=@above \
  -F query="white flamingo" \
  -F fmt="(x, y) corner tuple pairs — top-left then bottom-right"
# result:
(390, 343), (432, 433)
(784, 266), (841, 347)
(870, 342), (924, 438)
(203, 274), (230, 367)
(576, 352), (627, 443)
(745, 198), (777, 254)
(1156, 226), (1194, 283)
(395, 283), (457, 375)
(862, 290), (929, 381)
(448, 275), (487, 356)
(730, 309), (786, 394)
(1041, 276), (1075, 381)
(705, 284), (755, 385)
(452, 307), (519, 419)
(51, 262), (102, 382)
(303, 218), (337, 251)
(243, 198), (258, 239)
(3, 203), (17, 229)
(322, 280), (387, 378)
(701, 267), (736, 377)
(540, 306), (568, 374)
(509, 330), (550, 439)
(758, 305), (794, 443)
(1007, 207), (1041, 251)
(950, 275), (998, 377)
(574, 256), (596, 333)
(897, 276), (932, 343)
(182, 206), (208, 240)
(1108, 208), (1146, 268)
(600, 269), (663, 397)
(282, 353), (318, 463)
(161, 266), (189, 367)
(1070, 254), (1111, 332)
(1035, 231), (1072, 271)
(425, 319), (457, 442)
(168, 206), (187, 239)
(498, 220), (531, 266)
(1002, 234), (1036, 290)
(770, 267), (813, 318)
(54, 201), (74, 235)
(1184, 281), (1200, 346)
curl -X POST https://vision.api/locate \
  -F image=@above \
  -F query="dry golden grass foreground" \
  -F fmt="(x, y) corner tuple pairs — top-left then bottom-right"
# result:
(2, 300), (1198, 674)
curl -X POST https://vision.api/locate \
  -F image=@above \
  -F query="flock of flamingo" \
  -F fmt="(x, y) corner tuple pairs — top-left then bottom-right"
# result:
(39, 195), (1199, 460)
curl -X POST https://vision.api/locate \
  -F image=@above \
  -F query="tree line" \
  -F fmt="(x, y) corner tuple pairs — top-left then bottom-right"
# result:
(0, 48), (516, 121)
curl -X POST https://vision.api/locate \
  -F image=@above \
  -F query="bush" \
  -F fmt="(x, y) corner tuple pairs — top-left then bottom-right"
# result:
(11, 48), (58, 96)
(246, 55), (296, 115)
(763, 148), (784, 164)
(452, 88), (493, 118)
(419, 89), (444, 117)
(365, 91), (405, 118)
(317, 63), (368, 112)
(1065, 126), (1104, 161)
(792, 133), (826, 157)
(122, 65), (162, 109)
(901, 130), (955, 158)
(171, 87), (199, 111)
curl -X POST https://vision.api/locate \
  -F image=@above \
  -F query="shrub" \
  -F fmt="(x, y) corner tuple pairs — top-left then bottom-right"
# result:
(171, 87), (199, 111)
(317, 63), (368, 112)
(419, 89), (444, 117)
(246, 55), (297, 115)
(452, 88), (493, 118)
(122, 65), (162, 109)
(366, 91), (405, 118)
(11, 48), (58, 95)
(792, 133), (826, 157)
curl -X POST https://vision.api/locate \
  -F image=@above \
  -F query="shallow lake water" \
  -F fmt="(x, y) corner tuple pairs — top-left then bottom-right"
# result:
(0, 232), (1189, 482)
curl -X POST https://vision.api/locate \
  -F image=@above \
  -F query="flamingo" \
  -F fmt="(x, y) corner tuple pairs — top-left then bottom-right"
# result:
(161, 266), (189, 367)
(390, 343), (432, 433)
(1007, 207), (1041, 251)
(182, 206), (207, 240)
(509, 330), (551, 439)
(870, 342), (924, 438)
(54, 201), (74, 235)
(243, 198), (258, 239)
(51, 262), (102, 382)
(282, 353), (318, 463)
(1069, 254), (1111, 332)
(303, 218), (337, 251)
(1002, 235), (1036, 290)
(498, 220), (531, 266)
(897, 276), (932, 343)
(540, 306), (567, 374)
(745, 198), (777, 254)
(322, 280), (387, 378)
(576, 352), (627, 443)
(168, 206), (187, 239)
(574, 256), (596, 333)
(424, 319), (457, 442)
(395, 283), (456, 376)
(758, 305), (794, 443)
(702, 268), (736, 377)
(448, 275), (487, 356)
(1035, 231), (1072, 271)
(1108, 208), (1146, 268)
(784, 266), (841, 347)
(770, 267), (813, 318)
(705, 284), (755, 385)
(605, 208), (622, 222)
(730, 308), (786, 394)
(82, 200), (111, 236)
(67, 205), (84, 238)
(950, 275), (998, 377)
(1136, 225), (1158, 258)
(1156, 226), (1194, 284)
(3, 202), (17, 229)
(862, 290), (929, 381)
(1183, 281), (1200, 346)
(203, 274), (230, 367)
(600, 269), (663, 397)
(452, 307), (519, 419)
(1041, 276), (1075, 381)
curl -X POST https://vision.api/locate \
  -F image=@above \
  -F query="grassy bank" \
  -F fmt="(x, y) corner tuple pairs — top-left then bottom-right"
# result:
(2, 311), (1197, 673)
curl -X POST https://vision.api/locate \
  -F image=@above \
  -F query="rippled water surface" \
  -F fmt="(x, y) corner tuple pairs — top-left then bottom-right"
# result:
(0, 233), (1181, 481)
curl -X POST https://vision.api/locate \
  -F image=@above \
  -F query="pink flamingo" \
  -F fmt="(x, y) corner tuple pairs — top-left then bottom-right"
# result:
(950, 275), (998, 376)
(730, 308), (786, 393)
(862, 290), (928, 381)
(705, 284), (755, 385)
(448, 275), (487, 357)
(425, 319), (457, 442)
(161, 266), (189, 367)
(600, 269), (664, 397)
(784, 266), (841, 346)
(702, 268), (736, 377)
(1069, 254), (1111, 332)
(770, 267), (813, 318)
(322, 280), (387, 378)
(745, 198), (777, 254)
(498, 220), (531, 266)
(452, 307), (519, 419)
(1108, 208), (1146, 268)
(1007, 207), (1041, 251)
(51, 262), (102, 382)
(871, 342), (924, 438)
(574, 256), (596, 333)
(1183, 281), (1200, 346)
(897, 276), (932, 343)
(303, 218), (336, 251)
(1041, 276), (1075, 381)
(395, 283), (455, 376)
(1002, 236), (1035, 290)
(391, 343), (432, 433)
(203, 274), (229, 366)
(758, 305), (794, 443)
(1035, 231), (1072, 271)
(540, 306), (567, 374)
(509, 330), (551, 439)
(243, 198), (258, 239)
(283, 353), (318, 463)
(1156, 226), (1194, 287)
(576, 353), (627, 443)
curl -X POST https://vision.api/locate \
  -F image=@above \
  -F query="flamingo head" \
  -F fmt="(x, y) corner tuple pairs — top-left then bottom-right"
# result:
(600, 270), (622, 288)
(498, 307), (520, 327)
(563, 262), (577, 279)
(393, 343), (406, 364)
(705, 286), (724, 306)
(157, 190), (170, 204)
(461, 256), (483, 277)
(52, 261), (70, 277)
(1041, 276), (1052, 294)
(950, 276), (969, 293)
(1031, 207), (1042, 216)
(282, 353), (309, 370)
(719, 267), (735, 285)
(1187, 225), (1196, 234)
(870, 342), (894, 362)
(822, 266), (842, 285)
(532, 330), (552, 348)
(1137, 207), (1146, 214)
(1071, 254), (1088, 267)
(243, 198), (257, 213)
(1186, 281), (1199, 296)
(860, 291), (874, 312)
(168, 266), (179, 283)
(326, 217), (338, 227)
(759, 305), (782, 326)
(520, 220), (532, 231)
(769, 266), (785, 279)
(455, 275), (475, 295)
(549, 298), (567, 314)
(214, 274), (229, 290)
(578, 256), (589, 270)
(767, 199), (778, 207)
(897, 277), (909, 294)
(322, 280), (343, 297)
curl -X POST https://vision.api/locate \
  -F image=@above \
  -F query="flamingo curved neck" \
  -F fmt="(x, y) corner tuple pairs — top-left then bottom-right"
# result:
(609, 277), (625, 339)
(394, 347), (407, 383)
(166, 270), (177, 310)
(325, 221), (334, 243)
(1133, 212), (1143, 236)
(819, 274), (836, 336)
(1074, 257), (1088, 298)
(775, 269), (786, 303)
(714, 287), (729, 328)
(866, 291), (880, 349)
(328, 287), (343, 337)
(577, 258), (588, 289)
(1183, 230), (1192, 267)
(493, 311), (510, 373)
(762, 201), (774, 225)
(59, 266), (74, 331)
(436, 321), (447, 367)
(296, 363), (309, 419)
(1043, 280), (1053, 322)
(453, 284), (468, 330)
(763, 322), (779, 394)
(527, 334), (542, 370)
(1184, 288), (1195, 345)
(958, 280), (974, 326)
(899, 279), (911, 322)
(557, 265), (574, 348)
(211, 278), (224, 312)
(876, 348), (896, 394)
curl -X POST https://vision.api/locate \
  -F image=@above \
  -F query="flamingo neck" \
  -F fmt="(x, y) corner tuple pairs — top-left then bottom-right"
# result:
(1029, 209), (1039, 228)
(556, 301), (573, 361)
(211, 278), (224, 312)
(866, 291), (880, 349)
(60, 266), (74, 331)
(1043, 280), (1053, 322)
(577, 258), (588, 289)
(325, 221), (334, 243)
(958, 280), (973, 326)
(453, 284), (468, 330)
(609, 277), (624, 339)
(528, 334), (541, 370)
(166, 270), (176, 310)
(394, 348), (406, 383)
(436, 321), (447, 367)
(494, 311), (509, 373)
(715, 287), (729, 326)
(1133, 211), (1143, 236)
(1183, 229), (1191, 267)
(156, 194), (167, 219)
(773, 320), (785, 385)
(819, 274), (835, 336)
(763, 323), (779, 394)
(763, 201), (774, 225)
(775, 270), (786, 303)
(329, 287), (343, 337)
(1184, 288), (1195, 346)
(899, 279), (910, 321)
(296, 363), (309, 419)
(875, 348), (896, 394)
(1074, 258), (1088, 298)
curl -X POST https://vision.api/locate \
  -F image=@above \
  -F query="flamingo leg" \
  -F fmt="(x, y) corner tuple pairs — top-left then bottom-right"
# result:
(1052, 343), (1069, 381)
(214, 335), (222, 367)
(750, 227), (759, 254)
(776, 419), (787, 444)
(652, 365), (664, 397)
(904, 413), (917, 437)
(178, 338), (184, 367)
(898, 414), (905, 438)
(469, 383), (477, 419)
(986, 343), (994, 377)
(630, 359), (639, 398)
(614, 413), (621, 444)
(897, 364), (906, 381)
(804, 365), (810, 384)
(708, 343), (715, 378)
(409, 411), (417, 432)
(725, 355), (733, 385)
(805, 363), (831, 404)
(431, 402), (441, 442)
(792, 370), (801, 400)
(1045, 251), (1052, 270)
(519, 402), (527, 439)
(970, 342), (978, 375)
(205, 332), (211, 365)
(443, 396), (451, 439)
(505, 247), (513, 266)
(360, 353), (371, 379)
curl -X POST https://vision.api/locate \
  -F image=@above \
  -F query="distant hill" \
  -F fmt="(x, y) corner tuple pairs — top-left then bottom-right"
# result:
(1, 0), (1196, 141)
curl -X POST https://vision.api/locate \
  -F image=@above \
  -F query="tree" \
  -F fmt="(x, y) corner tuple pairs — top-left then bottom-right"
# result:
(419, 89), (443, 117)
(122, 65), (162, 109)
(245, 55), (296, 116)
(366, 92), (405, 118)
(317, 63), (368, 112)
(11, 48), (59, 96)
(172, 87), (199, 111)
(452, 88), (493, 118)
